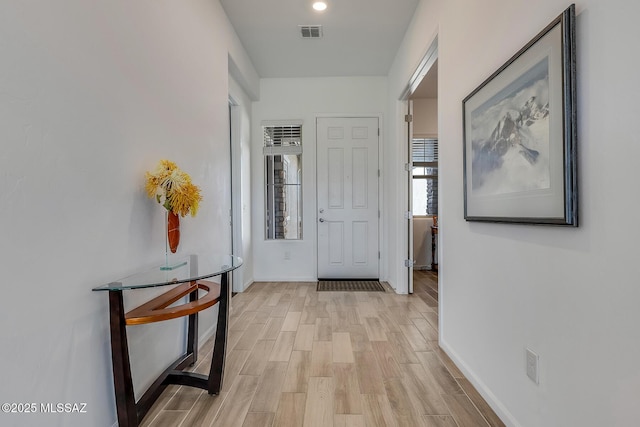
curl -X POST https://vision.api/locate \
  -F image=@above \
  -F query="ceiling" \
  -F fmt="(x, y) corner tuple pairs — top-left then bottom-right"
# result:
(220, 0), (420, 78)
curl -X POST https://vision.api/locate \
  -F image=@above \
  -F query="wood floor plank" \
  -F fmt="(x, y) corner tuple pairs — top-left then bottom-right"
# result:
(282, 311), (302, 331)
(269, 331), (296, 362)
(314, 317), (333, 341)
(241, 340), (276, 376)
(422, 311), (439, 332)
(383, 377), (425, 426)
(261, 317), (285, 340)
(400, 363), (450, 415)
(267, 292), (282, 306)
(411, 317), (439, 342)
(249, 361), (289, 413)
(387, 331), (421, 364)
(242, 412), (275, 427)
(303, 377), (334, 427)
(234, 323), (266, 350)
(334, 414), (365, 427)
(163, 386), (202, 410)
(222, 349), (252, 393)
(273, 392), (306, 427)
(283, 350), (312, 393)
(421, 415), (458, 427)
(363, 317), (388, 341)
(300, 306), (318, 325)
(146, 410), (188, 427)
(371, 341), (402, 378)
(252, 309), (273, 325)
(178, 391), (227, 426)
(332, 332), (355, 363)
(361, 394), (398, 427)
(415, 351), (462, 395)
(456, 378), (506, 427)
(333, 363), (362, 414)
(293, 324), (315, 351)
(331, 310), (351, 332)
(435, 346), (464, 379)
(212, 375), (261, 427)
(354, 351), (386, 395)
(310, 340), (333, 377)
(140, 386), (178, 427)
(289, 296), (307, 312)
(399, 323), (432, 352)
(348, 324), (372, 352)
(442, 394), (491, 427)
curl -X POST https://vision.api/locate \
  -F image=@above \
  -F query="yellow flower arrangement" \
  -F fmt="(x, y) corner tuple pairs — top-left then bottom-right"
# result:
(145, 159), (202, 217)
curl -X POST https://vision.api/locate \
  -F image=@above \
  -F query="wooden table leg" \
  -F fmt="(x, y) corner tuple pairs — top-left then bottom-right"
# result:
(109, 290), (138, 427)
(207, 271), (230, 394)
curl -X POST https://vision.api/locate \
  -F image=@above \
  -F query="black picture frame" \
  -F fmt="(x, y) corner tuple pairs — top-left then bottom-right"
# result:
(463, 4), (577, 226)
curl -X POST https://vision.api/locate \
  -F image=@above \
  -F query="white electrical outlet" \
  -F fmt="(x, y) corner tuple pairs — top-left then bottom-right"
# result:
(526, 348), (539, 384)
(284, 251), (291, 260)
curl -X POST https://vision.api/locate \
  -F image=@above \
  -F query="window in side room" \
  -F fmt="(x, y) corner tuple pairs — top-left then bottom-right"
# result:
(412, 137), (438, 216)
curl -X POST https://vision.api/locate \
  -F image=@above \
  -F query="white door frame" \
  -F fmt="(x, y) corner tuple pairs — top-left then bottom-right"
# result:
(229, 97), (243, 293)
(315, 113), (384, 281)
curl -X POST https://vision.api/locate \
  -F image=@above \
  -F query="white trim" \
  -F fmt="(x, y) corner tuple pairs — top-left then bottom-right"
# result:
(399, 35), (439, 100)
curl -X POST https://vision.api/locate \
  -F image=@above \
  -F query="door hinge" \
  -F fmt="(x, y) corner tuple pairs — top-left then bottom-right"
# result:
(378, 169), (381, 177)
(404, 211), (413, 220)
(378, 210), (380, 218)
(404, 163), (412, 172)
(378, 128), (380, 136)
(405, 114), (413, 123)
(404, 259), (415, 268)
(378, 251), (381, 259)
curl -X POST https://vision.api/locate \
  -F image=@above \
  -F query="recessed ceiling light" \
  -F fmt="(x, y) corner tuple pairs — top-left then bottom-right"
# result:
(313, 1), (327, 12)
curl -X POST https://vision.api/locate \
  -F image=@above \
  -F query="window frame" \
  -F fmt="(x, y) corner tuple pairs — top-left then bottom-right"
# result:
(262, 121), (303, 240)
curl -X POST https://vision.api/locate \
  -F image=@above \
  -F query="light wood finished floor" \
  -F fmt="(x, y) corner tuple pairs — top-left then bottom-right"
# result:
(141, 271), (505, 427)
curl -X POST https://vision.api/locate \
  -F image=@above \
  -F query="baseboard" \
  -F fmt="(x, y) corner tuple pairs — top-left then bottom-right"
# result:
(252, 276), (317, 283)
(439, 339), (522, 427)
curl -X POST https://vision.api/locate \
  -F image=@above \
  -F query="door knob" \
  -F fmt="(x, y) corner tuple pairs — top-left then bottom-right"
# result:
(319, 209), (324, 213)
(319, 218), (325, 223)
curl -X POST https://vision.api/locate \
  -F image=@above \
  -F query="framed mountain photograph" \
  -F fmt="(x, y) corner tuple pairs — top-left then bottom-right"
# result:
(463, 4), (577, 226)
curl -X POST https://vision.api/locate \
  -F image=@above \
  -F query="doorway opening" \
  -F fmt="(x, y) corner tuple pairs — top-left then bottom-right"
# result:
(400, 37), (438, 295)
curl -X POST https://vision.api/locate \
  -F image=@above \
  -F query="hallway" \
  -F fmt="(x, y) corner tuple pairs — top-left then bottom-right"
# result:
(141, 276), (504, 427)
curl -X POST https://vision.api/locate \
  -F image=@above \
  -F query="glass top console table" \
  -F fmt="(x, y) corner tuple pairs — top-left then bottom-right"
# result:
(93, 254), (242, 427)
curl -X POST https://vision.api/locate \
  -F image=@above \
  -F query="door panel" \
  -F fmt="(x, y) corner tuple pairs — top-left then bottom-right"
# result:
(317, 117), (379, 279)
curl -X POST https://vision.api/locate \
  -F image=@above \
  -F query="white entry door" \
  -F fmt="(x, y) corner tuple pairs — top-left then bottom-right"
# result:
(317, 117), (379, 279)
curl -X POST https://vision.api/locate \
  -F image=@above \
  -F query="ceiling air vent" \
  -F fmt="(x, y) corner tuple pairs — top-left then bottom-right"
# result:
(299, 25), (323, 39)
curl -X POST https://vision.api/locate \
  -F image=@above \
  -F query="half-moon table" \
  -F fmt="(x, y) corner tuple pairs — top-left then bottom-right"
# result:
(93, 254), (242, 427)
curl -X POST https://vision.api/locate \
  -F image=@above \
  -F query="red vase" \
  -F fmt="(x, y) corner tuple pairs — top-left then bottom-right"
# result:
(167, 211), (180, 253)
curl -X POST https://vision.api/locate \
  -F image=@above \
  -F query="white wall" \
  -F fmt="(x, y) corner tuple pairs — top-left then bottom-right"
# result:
(389, 0), (640, 426)
(412, 97), (438, 137)
(251, 77), (388, 282)
(0, 1), (258, 425)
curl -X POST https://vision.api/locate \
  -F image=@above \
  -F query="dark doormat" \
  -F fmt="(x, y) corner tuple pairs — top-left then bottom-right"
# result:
(316, 280), (385, 292)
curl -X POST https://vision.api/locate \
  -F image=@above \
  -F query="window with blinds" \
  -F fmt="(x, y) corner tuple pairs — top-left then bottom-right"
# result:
(412, 138), (438, 216)
(263, 122), (303, 240)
